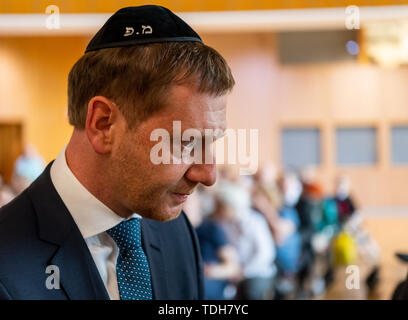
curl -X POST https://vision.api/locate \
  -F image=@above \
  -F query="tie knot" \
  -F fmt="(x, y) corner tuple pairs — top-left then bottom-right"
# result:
(107, 218), (142, 251)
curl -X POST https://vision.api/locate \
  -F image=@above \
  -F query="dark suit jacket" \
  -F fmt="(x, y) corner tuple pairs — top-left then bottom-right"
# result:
(0, 162), (204, 300)
(392, 273), (408, 300)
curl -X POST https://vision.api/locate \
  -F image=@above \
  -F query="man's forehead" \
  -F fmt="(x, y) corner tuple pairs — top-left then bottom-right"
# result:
(162, 89), (226, 119)
(141, 83), (227, 134)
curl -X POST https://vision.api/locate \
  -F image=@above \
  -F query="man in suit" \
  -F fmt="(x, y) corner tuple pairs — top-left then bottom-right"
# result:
(0, 5), (235, 300)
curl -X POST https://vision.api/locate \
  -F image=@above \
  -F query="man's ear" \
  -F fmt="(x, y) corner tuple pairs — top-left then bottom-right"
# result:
(85, 96), (119, 154)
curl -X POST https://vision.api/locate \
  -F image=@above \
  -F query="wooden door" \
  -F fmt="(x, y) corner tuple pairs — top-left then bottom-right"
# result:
(0, 123), (23, 184)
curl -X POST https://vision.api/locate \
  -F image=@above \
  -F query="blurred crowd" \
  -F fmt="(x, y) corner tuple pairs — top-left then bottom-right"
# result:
(184, 165), (381, 300)
(0, 147), (382, 300)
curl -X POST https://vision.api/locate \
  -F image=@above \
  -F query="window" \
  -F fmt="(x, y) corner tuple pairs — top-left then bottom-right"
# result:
(391, 126), (408, 164)
(336, 127), (377, 165)
(281, 128), (321, 169)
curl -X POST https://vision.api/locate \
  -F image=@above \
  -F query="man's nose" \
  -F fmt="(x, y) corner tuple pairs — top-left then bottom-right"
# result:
(185, 162), (217, 187)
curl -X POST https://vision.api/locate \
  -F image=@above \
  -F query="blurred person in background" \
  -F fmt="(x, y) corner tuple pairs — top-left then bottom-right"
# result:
(253, 164), (282, 209)
(215, 180), (277, 300)
(310, 195), (339, 295)
(294, 167), (323, 298)
(331, 176), (357, 273)
(274, 172), (303, 299)
(12, 144), (45, 193)
(334, 176), (357, 225)
(313, 176), (380, 299)
(335, 179), (381, 298)
(251, 166), (294, 247)
(185, 189), (241, 300)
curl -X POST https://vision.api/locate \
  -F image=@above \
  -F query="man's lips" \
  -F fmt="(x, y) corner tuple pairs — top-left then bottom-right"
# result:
(171, 192), (192, 202)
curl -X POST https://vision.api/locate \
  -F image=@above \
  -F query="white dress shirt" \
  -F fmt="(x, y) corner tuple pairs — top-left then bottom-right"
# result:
(50, 146), (141, 300)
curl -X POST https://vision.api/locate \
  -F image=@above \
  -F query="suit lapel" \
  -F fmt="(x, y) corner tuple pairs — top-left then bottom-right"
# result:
(27, 162), (110, 300)
(141, 218), (168, 299)
(50, 229), (110, 300)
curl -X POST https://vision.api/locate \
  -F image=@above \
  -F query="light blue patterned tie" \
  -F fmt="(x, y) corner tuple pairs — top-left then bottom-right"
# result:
(107, 218), (153, 300)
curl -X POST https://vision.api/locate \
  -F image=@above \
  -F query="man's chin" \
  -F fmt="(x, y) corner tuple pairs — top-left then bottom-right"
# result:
(141, 205), (183, 222)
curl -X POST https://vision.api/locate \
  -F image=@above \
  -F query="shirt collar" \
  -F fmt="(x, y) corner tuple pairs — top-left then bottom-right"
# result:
(50, 146), (141, 239)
